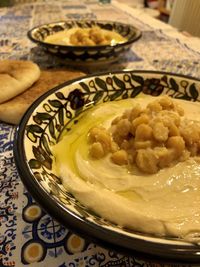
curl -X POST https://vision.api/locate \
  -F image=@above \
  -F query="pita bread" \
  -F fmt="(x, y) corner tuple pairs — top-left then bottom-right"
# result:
(0, 69), (85, 125)
(0, 60), (41, 103)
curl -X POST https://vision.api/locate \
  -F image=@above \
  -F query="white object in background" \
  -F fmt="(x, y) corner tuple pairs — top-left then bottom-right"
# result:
(169, 0), (200, 37)
(115, 0), (144, 9)
(165, 0), (174, 12)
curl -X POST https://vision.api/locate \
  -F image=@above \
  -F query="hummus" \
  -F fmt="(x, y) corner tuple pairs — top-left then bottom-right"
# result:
(44, 27), (127, 46)
(53, 94), (200, 242)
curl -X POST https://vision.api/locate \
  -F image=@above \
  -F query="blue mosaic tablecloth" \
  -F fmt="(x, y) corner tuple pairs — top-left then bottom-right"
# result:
(0, 1), (200, 266)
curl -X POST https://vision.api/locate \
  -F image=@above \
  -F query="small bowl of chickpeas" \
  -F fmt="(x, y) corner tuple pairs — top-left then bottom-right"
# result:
(27, 20), (141, 62)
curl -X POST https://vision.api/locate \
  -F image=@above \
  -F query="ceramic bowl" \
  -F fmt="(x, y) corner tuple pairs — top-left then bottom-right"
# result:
(27, 20), (141, 62)
(14, 70), (200, 263)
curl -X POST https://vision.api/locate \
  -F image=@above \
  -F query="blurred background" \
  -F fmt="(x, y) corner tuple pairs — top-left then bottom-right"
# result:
(0, 0), (199, 37)
(117, 0), (200, 37)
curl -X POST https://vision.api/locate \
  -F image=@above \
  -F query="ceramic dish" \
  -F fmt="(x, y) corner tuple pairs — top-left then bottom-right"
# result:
(14, 70), (200, 263)
(27, 20), (141, 62)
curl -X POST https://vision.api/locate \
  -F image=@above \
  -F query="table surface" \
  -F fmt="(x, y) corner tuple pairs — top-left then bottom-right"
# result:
(1, 1), (200, 266)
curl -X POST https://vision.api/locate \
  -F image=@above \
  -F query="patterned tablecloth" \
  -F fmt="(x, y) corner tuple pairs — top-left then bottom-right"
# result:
(1, 1), (200, 266)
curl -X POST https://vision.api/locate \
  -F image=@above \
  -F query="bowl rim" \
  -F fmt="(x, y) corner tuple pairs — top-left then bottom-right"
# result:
(14, 70), (200, 263)
(27, 20), (142, 51)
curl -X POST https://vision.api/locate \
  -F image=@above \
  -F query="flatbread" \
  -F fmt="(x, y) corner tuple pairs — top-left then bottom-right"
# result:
(0, 69), (85, 125)
(0, 60), (41, 103)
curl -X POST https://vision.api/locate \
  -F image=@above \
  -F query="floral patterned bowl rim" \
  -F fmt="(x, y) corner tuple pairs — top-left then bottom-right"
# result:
(27, 20), (142, 50)
(14, 70), (200, 263)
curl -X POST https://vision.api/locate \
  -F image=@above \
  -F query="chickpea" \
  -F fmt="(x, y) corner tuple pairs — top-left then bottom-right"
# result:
(82, 37), (95, 46)
(131, 114), (149, 135)
(150, 117), (162, 127)
(152, 122), (169, 142)
(147, 101), (162, 112)
(181, 123), (200, 145)
(159, 96), (174, 110)
(154, 147), (174, 168)
(88, 126), (106, 143)
(90, 30), (104, 44)
(167, 111), (181, 127)
(122, 109), (131, 120)
(111, 116), (121, 125)
(88, 126), (111, 152)
(89, 142), (105, 159)
(166, 136), (185, 157)
(111, 150), (128, 165)
(95, 131), (112, 152)
(116, 118), (132, 137)
(76, 30), (87, 42)
(168, 122), (180, 137)
(136, 149), (158, 174)
(175, 103), (184, 116)
(129, 104), (142, 121)
(140, 108), (151, 116)
(135, 123), (153, 141)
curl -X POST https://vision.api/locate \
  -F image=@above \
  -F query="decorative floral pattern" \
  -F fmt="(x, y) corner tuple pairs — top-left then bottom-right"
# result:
(0, 151), (19, 267)
(0, 123), (15, 153)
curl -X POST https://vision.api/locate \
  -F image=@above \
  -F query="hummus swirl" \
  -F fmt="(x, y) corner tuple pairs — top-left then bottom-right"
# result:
(53, 95), (200, 242)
